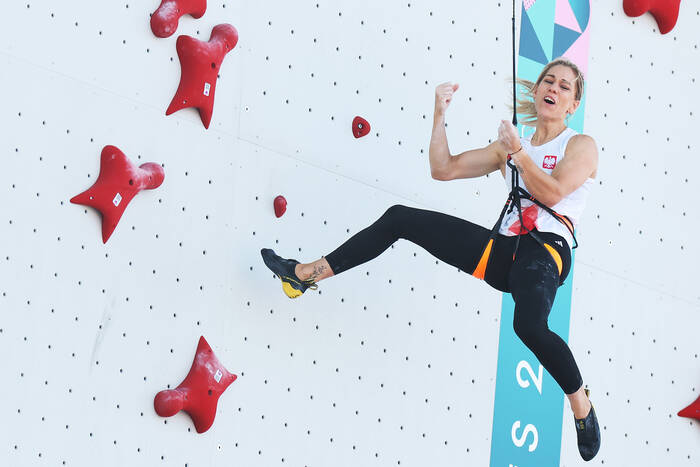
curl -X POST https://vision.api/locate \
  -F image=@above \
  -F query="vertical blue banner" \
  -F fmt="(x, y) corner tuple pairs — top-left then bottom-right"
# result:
(490, 1), (592, 466)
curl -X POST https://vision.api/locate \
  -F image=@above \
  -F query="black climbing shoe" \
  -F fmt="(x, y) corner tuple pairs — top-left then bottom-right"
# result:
(260, 248), (318, 299)
(575, 388), (601, 461)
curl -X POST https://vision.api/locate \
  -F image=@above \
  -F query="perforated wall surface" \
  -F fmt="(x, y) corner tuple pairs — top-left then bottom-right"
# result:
(1, 1), (698, 466)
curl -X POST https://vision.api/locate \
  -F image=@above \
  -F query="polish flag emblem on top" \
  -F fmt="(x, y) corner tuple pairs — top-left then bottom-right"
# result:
(543, 155), (557, 169)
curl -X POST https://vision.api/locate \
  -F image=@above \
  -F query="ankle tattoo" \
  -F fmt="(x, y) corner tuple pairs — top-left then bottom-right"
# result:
(307, 264), (326, 281)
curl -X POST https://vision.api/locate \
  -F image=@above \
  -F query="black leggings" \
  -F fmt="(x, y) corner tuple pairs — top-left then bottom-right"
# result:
(324, 204), (583, 395)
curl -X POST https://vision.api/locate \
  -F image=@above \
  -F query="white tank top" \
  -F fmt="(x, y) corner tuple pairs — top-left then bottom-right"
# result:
(498, 127), (595, 249)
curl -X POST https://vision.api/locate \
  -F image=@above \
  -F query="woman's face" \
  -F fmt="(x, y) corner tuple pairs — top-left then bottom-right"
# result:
(534, 64), (580, 122)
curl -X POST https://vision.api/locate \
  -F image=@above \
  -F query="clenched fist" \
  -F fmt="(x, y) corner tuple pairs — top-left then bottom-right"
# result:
(498, 120), (521, 155)
(434, 82), (460, 116)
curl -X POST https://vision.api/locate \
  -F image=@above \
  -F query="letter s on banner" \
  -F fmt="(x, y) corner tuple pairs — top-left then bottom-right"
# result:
(511, 421), (539, 452)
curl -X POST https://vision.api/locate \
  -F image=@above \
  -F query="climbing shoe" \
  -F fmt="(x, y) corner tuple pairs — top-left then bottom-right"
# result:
(575, 388), (601, 461)
(260, 248), (318, 299)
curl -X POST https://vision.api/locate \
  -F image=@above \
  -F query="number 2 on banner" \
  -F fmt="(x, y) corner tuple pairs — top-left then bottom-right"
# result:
(516, 360), (543, 394)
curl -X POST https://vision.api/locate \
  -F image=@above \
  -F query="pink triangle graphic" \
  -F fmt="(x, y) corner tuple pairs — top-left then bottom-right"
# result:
(555, 0), (582, 33)
(561, 22), (590, 76)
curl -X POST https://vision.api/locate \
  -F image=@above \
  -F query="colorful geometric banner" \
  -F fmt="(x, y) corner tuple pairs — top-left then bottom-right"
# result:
(490, 1), (592, 466)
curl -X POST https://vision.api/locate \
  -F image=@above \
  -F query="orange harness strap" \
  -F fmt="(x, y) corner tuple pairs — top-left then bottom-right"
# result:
(543, 243), (563, 275)
(472, 239), (494, 280)
(472, 238), (563, 279)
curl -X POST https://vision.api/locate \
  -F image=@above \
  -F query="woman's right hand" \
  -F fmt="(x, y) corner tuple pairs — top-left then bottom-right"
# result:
(434, 82), (460, 115)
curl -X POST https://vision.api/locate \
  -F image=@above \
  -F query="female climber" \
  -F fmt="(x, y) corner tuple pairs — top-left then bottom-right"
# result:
(260, 57), (600, 461)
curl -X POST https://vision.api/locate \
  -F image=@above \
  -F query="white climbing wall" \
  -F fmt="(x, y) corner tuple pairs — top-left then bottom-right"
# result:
(0, 0), (698, 466)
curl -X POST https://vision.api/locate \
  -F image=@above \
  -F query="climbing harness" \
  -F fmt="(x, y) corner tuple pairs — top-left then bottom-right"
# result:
(472, 152), (578, 280)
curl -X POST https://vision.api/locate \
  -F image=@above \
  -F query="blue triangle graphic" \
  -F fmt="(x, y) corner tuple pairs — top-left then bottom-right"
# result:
(526, 0), (555, 59)
(569, 0), (591, 32)
(519, 7), (548, 65)
(552, 24), (581, 59)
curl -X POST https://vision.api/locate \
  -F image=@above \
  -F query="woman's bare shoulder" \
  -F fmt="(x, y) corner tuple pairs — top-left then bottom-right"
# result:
(565, 133), (598, 178)
(569, 133), (597, 148)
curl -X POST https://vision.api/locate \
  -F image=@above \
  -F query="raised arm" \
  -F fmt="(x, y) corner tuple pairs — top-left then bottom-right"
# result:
(429, 82), (505, 181)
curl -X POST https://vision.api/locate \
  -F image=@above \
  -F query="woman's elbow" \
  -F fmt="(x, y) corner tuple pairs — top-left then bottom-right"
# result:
(431, 168), (450, 181)
(546, 188), (565, 207)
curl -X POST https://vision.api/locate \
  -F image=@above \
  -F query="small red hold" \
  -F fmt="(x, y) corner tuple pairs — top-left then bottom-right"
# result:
(678, 394), (700, 421)
(273, 195), (287, 218)
(166, 24), (239, 129)
(71, 145), (164, 243)
(509, 204), (539, 235)
(352, 116), (371, 138)
(623, 0), (682, 34)
(154, 336), (237, 433)
(150, 0), (208, 38)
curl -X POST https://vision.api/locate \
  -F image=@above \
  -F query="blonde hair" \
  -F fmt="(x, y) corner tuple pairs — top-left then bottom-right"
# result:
(512, 57), (585, 127)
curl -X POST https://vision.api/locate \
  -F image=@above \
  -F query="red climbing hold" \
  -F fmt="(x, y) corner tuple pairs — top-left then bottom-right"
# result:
(678, 394), (700, 421)
(150, 0), (208, 38)
(623, 0), (682, 34)
(154, 336), (237, 433)
(508, 204), (539, 235)
(274, 195), (287, 218)
(166, 24), (239, 129)
(352, 116), (371, 138)
(70, 145), (164, 243)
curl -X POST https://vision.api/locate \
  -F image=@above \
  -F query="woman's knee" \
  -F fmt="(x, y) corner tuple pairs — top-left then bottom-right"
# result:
(383, 204), (408, 218)
(513, 317), (548, 347)
(380, 204), (409, 235)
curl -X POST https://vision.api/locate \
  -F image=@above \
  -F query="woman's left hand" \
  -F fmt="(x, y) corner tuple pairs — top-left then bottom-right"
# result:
(498, 120), (520, 155)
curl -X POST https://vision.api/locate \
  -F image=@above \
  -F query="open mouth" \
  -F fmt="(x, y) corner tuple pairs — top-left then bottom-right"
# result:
(544, 96), (556, 105)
